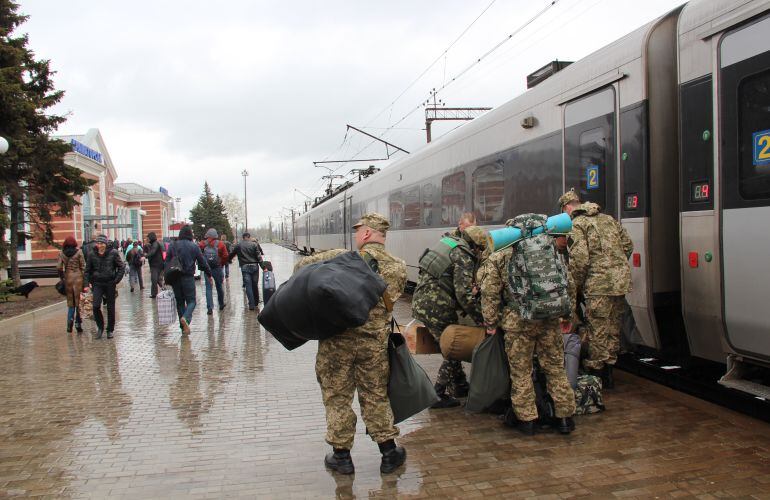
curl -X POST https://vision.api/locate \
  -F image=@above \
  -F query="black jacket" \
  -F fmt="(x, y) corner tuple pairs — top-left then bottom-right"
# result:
(145, 236), (164, 268)
(85, 249), (126, 286)
(166, 239), (211, 276)
(228, 240), (263, 266)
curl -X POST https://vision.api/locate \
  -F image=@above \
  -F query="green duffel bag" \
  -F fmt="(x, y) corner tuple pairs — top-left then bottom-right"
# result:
(465, 333), (511, 413)
(388, 332), (440, 424)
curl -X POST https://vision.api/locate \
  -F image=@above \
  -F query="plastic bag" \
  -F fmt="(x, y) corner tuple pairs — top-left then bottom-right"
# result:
(388, 332), (440, 423)
(465, 333), (510, 413)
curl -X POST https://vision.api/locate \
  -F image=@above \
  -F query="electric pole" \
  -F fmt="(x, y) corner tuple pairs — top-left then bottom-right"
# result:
(424, 88), (491, 143)
(241, 169), (249, 232)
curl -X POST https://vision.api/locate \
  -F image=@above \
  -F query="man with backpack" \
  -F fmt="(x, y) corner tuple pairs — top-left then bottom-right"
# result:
(412, 226), (487, 408)
(479, 214), (576, 436)
(559, 189), (633, 389)
(199, 228), (228, 315)
(227, 233), (263, 310)
(145, 232), (165, 298)
(126, 241), (145, 293)
(165, 225), (212, 334)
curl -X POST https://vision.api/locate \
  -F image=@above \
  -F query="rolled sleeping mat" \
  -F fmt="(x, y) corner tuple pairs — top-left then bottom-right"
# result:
(440, 324), (487, 363)
(488, 212), (573, 252)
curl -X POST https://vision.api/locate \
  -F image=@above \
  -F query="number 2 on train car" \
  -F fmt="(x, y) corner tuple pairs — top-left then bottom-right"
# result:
(586, 165), (599, 190)
(753, 129), (770, 166)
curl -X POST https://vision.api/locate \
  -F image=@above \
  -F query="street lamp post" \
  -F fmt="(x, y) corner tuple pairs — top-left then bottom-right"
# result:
(241, 170), (249, 233)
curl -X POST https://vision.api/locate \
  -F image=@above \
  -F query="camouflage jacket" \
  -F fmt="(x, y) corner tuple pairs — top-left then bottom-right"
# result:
(415, 244), (482, 322)
(478, 246), (518, 331)
(295, 243), (407, 338)
(568, 202), (633, 300)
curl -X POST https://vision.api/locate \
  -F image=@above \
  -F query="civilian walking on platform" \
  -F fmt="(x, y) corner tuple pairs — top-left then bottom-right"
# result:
(199, 228), (228, 315)
(165, 225), (212, 334)
(145, 232), (164, 298)
(221, 234), (233, 279)
(57, 236), (86, 333)
(126, 241), (145, 292)
(85, 234), (125, 339)
(227, 232), (263, 310)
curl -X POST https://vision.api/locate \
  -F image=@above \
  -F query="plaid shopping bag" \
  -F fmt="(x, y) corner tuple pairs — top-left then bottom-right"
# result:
(79, 291), (94, 320)
(157, 289), (177, 326)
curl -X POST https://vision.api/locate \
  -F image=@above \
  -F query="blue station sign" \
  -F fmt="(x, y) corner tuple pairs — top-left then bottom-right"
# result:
(70, 139), (103, 164)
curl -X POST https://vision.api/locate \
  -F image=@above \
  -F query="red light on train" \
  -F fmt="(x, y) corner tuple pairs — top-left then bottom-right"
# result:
(688, 252), (699, 268)
(632, 253), (641, 267)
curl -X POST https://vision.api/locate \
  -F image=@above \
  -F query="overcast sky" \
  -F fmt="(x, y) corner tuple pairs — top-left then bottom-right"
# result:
(20, 0), (683, 228)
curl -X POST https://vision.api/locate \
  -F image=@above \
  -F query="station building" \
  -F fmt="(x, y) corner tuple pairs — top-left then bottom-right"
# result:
(9, 128), (177, 279)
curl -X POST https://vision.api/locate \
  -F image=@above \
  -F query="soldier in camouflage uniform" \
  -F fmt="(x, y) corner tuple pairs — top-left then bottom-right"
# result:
(412, 225), (487, 408)
(446, 212), (477, 238)
(479, 217), (576, 436)
(295, 213), (408, 475)
(560, 189), (633, 388)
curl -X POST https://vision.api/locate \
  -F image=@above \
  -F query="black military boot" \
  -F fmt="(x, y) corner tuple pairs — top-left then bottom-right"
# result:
(66, 320), (73, 333)
(514, 420), (536, 436)
(324, 448), (354, 475)
(379, 440), (406, 474)
(603, 365), (615, 389)
(430, 383), (460, 409)
(75, 322), (83, 334)
(557, 417), (575, 434)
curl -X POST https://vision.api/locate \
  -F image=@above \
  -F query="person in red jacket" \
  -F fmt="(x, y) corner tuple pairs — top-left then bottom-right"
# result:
(199, 228), (228, 314)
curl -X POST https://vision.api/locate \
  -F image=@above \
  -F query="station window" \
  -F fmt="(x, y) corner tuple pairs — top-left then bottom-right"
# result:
(473, 163), (504, 223)
(739, 69), (770, 200)
(441, 172), (466, 225)
(403, 187), (420, 228)
(389, 191), (404, 230)
(422, 182), (436, 227)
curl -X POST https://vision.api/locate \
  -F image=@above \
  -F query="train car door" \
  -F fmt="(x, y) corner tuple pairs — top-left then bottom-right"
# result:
(719, 15), (770, 362)
(563, 86), (618, 217)
(339, 196), (348, 249)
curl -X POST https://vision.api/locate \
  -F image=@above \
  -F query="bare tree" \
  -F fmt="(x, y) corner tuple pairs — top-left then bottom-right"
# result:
(221, 193), (245, 238)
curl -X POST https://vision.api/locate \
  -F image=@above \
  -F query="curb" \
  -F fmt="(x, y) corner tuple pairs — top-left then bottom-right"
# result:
(0, 300), (66, 328)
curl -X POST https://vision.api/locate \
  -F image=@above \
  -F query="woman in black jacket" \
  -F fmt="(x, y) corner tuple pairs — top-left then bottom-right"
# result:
(84, 234), (126, 339)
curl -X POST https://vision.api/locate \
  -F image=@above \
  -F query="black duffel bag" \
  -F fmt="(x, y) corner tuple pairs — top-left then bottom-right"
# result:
(258, 251), (387, 350)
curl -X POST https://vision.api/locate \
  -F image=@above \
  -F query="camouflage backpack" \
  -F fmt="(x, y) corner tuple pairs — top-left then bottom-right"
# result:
(574, 374), (605, 415)
(506, 214), (571, 320)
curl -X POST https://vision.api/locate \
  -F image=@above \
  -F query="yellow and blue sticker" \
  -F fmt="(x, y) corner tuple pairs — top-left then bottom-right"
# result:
(586, 165), (600, 190)
(753, 129), (770, 166)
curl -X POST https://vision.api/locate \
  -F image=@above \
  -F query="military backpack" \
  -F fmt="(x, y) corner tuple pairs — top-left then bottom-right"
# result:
(506, 213), (571, 320)
(418, 236), (472, 281)
(574, 374), (605, 415)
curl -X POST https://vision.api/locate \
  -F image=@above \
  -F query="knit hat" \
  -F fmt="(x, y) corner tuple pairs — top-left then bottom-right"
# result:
(95, 234), (109, 244)
(63, 236), (77, 247)
(205, 228), (218, 239)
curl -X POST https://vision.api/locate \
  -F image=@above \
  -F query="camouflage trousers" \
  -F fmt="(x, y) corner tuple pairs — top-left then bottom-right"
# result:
(412, 302), (466, 388)
(583, 295), (626, 370)
(503, 316), (576, 422)
(316, 329), (399, 450)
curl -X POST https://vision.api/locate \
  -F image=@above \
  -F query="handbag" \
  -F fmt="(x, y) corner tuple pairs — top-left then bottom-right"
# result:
(465, 332), (511, 413)
(55, 280), (66, 296)
(163, 242), (183, 284)
(387, 324), (440, 424)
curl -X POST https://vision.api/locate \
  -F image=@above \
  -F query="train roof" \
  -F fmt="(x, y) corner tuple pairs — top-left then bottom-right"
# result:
(299, 6), (678, 219)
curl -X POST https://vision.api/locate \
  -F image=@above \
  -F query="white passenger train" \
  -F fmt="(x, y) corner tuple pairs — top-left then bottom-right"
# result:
(295, 0), (770, 397)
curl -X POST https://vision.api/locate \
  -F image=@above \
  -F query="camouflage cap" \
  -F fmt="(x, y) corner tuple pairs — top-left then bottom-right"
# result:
(352, 212), (390, 234)
(558, 188), (581, 208)
(462, 225), (488, 248)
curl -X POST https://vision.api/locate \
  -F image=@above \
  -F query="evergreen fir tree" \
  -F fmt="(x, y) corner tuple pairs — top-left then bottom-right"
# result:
(189, 182), (232, 240)
(0, 0), (94, 283)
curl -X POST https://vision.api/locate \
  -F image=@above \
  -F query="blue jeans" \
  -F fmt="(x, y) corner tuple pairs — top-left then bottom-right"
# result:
(172, 275), (197, 325)
(67, 306), (82, 325)
(205, 266), (225, 311)
(241, 264), (260, 308)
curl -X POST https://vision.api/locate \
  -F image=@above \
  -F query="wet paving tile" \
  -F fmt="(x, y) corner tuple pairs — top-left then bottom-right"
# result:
(0, 243), (769, 498)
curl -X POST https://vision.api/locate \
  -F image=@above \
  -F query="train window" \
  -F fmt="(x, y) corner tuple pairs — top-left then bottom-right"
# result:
(422, 182), (436, 227)
(441, 172), (466, 225)
(738, 69), (770, 200)
(389, 191), (404, 230)
(403, 186), (420, 228)
(473, 163), (504, 223)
